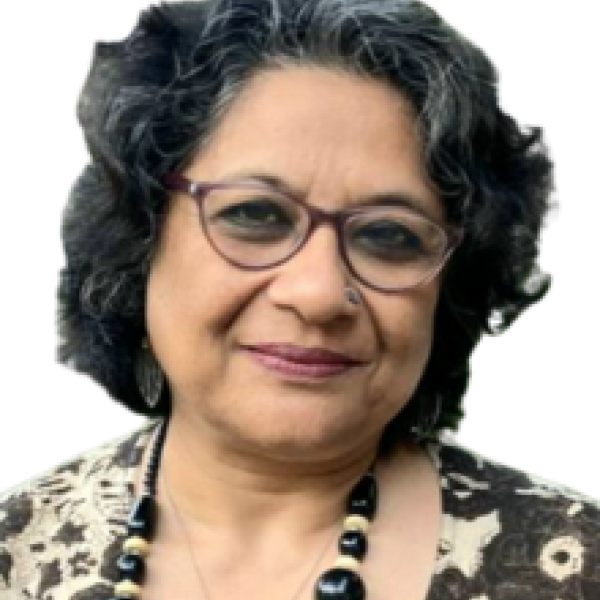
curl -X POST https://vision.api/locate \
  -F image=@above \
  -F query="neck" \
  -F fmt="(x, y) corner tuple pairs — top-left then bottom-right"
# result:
(142, 413), (378, 542)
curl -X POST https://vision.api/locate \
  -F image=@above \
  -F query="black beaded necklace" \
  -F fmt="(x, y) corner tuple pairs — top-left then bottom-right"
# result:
(109, 420), (378, 600)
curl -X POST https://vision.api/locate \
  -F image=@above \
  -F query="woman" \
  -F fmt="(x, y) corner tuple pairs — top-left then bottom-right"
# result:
(1, 1), (599, 599)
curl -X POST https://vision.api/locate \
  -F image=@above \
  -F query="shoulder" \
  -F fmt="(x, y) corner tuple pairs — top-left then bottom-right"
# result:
(0, 421), (155, 599)
(426, 437), (600, 599)
(430, 436), (600, 506)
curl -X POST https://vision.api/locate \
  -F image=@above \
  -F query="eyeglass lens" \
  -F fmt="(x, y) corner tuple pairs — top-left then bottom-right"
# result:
(201, 184), (449, 290)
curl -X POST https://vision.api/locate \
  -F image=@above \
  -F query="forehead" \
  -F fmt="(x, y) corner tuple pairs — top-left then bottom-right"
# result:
(188, 66), (443, 219)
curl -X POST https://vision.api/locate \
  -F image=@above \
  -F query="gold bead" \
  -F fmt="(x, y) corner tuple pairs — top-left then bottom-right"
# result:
(114, 580), (142, 598)
(123, 536), (150, 556)
(334, 555), (361, 571)
(343, 515), (370, 533)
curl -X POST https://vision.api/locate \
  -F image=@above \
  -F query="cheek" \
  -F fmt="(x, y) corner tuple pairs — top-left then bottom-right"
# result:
(368, 287), (439, 410)
(393, 314), (434, 375)
(389, 294), (437, 355)
(145, 211), (276, 411)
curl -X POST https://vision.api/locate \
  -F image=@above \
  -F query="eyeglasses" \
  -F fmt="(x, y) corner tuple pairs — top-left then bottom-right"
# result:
(163, 173), (463, 293)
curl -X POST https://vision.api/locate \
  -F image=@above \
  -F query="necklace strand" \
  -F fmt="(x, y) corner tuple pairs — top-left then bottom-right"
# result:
(163, 468), (337, 600)
(109, 419), (377, 600)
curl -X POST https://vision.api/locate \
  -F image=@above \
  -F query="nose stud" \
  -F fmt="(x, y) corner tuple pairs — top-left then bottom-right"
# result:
(345, 286), (362, 306)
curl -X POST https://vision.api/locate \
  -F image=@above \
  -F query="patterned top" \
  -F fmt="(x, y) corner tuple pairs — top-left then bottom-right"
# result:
(1, 421), (599, 600)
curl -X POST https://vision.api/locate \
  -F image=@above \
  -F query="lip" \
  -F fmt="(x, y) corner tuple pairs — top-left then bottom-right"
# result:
(244, 344), (362, 364)
(241, 344), (365, 380)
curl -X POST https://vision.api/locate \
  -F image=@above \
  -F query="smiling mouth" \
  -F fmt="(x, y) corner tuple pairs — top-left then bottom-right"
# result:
(246, 350), (357, 378)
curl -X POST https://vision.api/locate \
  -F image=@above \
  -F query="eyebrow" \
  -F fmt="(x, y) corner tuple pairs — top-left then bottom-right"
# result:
(222, 170), (438, 220)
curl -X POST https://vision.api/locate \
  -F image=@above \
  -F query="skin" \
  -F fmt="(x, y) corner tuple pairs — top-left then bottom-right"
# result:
(143, 66), (443, 600)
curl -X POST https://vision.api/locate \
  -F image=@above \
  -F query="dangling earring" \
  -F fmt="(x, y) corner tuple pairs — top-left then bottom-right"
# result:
(410, 394), (442, 442)
(135, 338), (164, 409)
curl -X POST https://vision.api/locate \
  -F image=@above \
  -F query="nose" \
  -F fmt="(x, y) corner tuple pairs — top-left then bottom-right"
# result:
(267, 224), (359, 324)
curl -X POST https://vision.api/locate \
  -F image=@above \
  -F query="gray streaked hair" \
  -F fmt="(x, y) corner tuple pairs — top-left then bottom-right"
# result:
(59, 0), (553, 449)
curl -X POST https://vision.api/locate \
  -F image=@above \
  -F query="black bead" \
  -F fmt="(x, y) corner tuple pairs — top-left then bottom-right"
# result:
(339, 529), (368, 560)
(127, 495), (157, 540)
(346, 474), (377, 520)
(117, 552), (146, 584)
(315, 568), (366, 600)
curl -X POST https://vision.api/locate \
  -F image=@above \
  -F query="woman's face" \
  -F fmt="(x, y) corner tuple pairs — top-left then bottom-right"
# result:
(146, 66), (445, 461)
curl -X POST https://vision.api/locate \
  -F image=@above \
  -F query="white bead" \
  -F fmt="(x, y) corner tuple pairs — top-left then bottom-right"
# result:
(114, 579), (142, 598)
(343, 514), (370, 533)
(123, 536), (150, 556)
(334, 555), (361, 571)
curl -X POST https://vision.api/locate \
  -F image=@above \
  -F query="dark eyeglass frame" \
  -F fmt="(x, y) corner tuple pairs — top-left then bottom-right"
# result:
(163, 172), (464, 293)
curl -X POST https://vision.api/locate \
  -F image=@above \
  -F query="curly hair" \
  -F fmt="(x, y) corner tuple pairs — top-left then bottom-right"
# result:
(58, 0), (553, 449)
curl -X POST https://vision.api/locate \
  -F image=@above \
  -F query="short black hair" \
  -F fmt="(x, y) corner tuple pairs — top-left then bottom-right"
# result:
(58, 0), (552, 449)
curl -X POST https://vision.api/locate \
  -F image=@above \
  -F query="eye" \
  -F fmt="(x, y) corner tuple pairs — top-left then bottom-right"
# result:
(218, 198), (288, 225)
(357, 221), (423, 248)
